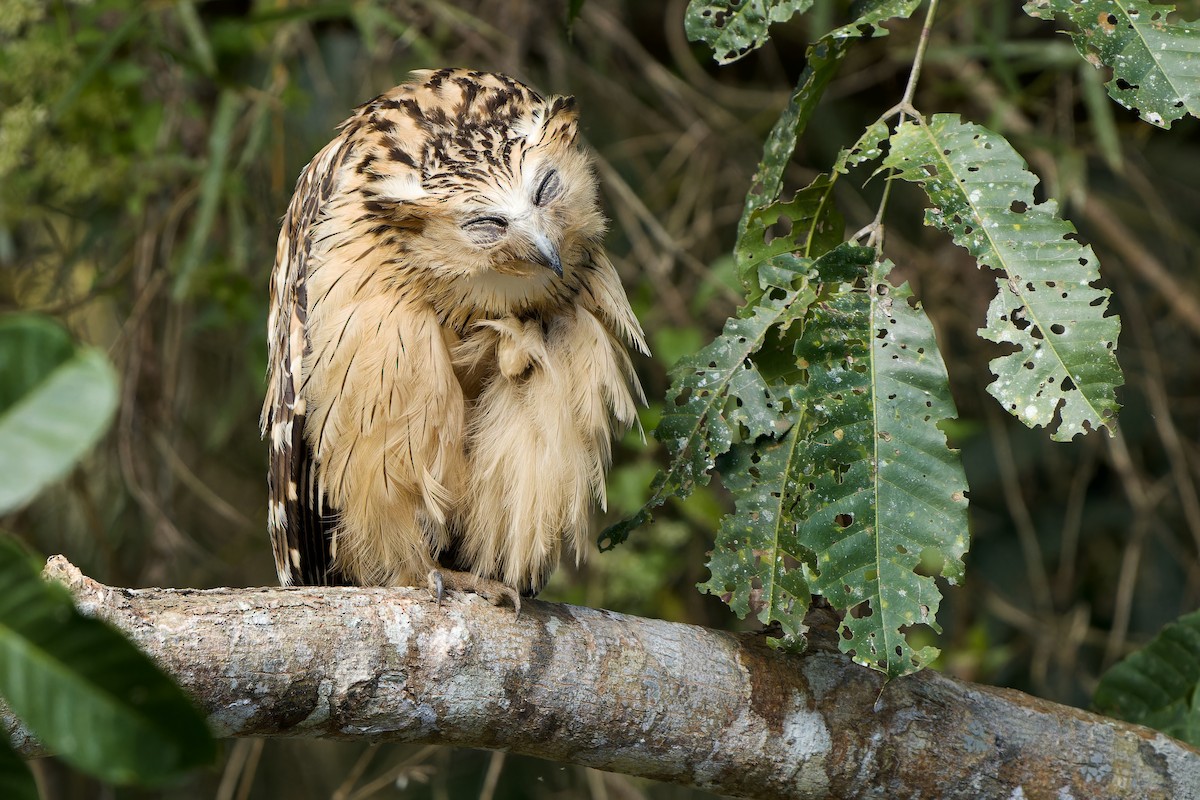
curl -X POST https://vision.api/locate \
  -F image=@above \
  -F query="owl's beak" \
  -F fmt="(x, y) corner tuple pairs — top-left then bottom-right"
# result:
(530, 232), (563, 277)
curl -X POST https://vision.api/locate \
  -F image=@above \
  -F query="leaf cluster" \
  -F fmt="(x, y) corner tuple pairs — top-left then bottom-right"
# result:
(599, 0), (1178, 679)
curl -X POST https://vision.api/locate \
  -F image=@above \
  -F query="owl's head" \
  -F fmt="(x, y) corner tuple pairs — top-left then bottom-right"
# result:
(347, 69), (605, 295)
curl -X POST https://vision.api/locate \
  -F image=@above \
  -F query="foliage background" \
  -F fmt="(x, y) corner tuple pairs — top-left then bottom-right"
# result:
(3, 0), (1200, 797)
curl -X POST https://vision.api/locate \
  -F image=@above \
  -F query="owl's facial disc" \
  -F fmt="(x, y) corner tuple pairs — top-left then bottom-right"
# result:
(456, 166), (569, 277)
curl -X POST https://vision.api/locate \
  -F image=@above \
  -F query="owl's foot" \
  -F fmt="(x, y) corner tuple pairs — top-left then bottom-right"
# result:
(427, 568), (522, 616)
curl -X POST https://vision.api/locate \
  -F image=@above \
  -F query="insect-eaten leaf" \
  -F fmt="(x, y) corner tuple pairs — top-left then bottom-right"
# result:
(826, 0), (923, 40)
(701, 400), (816, 650)
(699, 244), (969, 678)
(599, 272), (817, 550)
(684, 0), (812, 64)
(883, 115), (1121, 440)
(736, 174), (844, 303)
(796, 253), (969, 678)
(833, 120), (891, 175)
(737, 36), (849, 244)
(1025, 0), (1200, 128)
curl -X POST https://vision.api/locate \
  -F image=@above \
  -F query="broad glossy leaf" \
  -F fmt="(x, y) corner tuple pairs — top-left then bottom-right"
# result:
(0, 739), (38, 800)
(0, 315), (119, 513)
(0, 315), (75, 413)
(600, 280), (815, 549)
(685, 0), (811, 64)
(1025, 0), (1200, 128)
(883, 116), (1121, 440)
(795, 253), (969, 678)
(0, 536), (216, 784)
(1094, 608), (1200, 745)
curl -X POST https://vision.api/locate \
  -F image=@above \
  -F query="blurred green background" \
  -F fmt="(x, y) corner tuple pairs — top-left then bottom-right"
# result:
(3, 0), (1200, 797)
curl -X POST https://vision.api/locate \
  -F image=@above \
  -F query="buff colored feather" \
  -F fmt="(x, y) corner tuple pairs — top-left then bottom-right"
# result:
(261, 69), (647, 595)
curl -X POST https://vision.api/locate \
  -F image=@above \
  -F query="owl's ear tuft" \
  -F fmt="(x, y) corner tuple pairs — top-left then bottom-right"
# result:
(544, 96), (579, 145)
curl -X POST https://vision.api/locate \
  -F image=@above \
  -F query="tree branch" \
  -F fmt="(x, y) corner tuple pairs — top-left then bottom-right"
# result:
(6, 557), (1199, 799)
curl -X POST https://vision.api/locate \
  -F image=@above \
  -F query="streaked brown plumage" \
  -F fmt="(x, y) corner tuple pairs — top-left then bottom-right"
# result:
(261, 69), (647, 600)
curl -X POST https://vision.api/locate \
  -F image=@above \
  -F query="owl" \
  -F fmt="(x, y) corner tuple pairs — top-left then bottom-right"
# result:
(261, 69), (647, 608)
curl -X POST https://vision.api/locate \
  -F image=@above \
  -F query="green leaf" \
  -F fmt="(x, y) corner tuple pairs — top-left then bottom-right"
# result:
(1025, 0), (1200, 128)
(1094, 608), (1200, 745)
(736, 37), (849, 246)
(883, 115), (1121, 440)
(795, 254), (970, 678)
(685, 0), (812, 64)
(0, 314), (75, 413)
(0, 315), (119, 514)
(701, 410), (815, 649)
(0, 739), (38, 800)
(599, 265), (818, 550)
(832, 119), (891, 174)
(827, 0), (922, 39)
(0, 536), (216, 785)
(736, 174), (845, 302)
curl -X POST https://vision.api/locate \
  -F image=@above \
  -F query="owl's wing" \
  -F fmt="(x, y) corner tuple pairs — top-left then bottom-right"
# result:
(262, 135), (356, 586)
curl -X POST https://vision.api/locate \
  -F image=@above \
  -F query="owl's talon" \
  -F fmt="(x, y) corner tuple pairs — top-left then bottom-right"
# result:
(427, 569), (446, 607)
(427, 568), (521, 616)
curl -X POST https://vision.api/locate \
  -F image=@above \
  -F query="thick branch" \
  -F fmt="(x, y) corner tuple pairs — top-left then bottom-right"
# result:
(6, 557), (1198, 799)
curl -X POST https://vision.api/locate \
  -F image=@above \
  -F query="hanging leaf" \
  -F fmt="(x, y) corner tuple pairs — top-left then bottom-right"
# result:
(1025, 0), (1200, 128)
(737, 173), (845, 303)
(792, 253), (969, 678)
(883, 115), (1121, 440)
(0, 314), (119, 514)
(599, 271), (816, 549)
(1094, 608), (1200, 746)
(737, 36), (849, 246)
(702, 413), (815, 649)
(685, 0), (812, 64)
(0, 536), (216, 784)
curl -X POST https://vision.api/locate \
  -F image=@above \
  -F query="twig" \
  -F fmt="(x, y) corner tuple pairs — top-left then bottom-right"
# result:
(855, 0), (940, 251)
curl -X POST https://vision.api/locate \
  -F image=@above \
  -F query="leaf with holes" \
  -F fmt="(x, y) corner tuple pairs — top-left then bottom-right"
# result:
(737, 36), (848, 248)
(685, 0), (812, 64)
(699, 245), (876, 645)
(737, 174), (844, 303)
(883, 115), (1121, 440)
(1094, 608), (1200, 745)
(827, 0), (922, 39)
(792, 250), (969, 678)
(1025, 0), (1200, 128)
(833, 120), (891, 174)
(702, 412), (814, 649)
(599, 279), (817, 549)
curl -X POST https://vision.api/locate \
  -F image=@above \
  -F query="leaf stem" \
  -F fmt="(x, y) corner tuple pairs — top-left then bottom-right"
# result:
(899, 0), (939, 111)
(854, 0), (940, 252)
